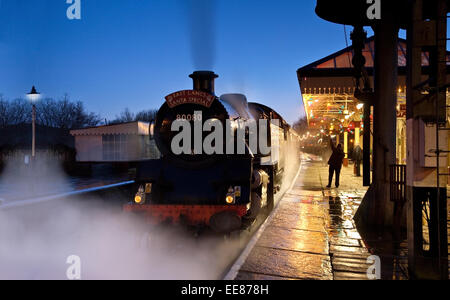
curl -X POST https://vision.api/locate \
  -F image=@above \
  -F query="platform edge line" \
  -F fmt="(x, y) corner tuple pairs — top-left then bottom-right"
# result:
(222, 160), (303, 280)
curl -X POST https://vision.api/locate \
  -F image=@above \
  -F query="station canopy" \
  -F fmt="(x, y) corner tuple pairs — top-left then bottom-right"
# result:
(297, 36), (450, 130)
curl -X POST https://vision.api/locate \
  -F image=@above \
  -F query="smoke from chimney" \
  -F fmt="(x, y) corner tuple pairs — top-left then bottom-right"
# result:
(186, 0), (217, 70)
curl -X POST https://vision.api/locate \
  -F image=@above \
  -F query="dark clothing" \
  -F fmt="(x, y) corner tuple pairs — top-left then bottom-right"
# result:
(328, 165), (342, 187)
(328, 140), (345, 168)
(353, 145), (363, 161)
(353, 145), (362, 177)
(355, 160), (361, 177)
(327, 139), (345, 187)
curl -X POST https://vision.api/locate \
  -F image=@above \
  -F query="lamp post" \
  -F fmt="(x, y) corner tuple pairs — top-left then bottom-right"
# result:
(27, 86), (40, 159)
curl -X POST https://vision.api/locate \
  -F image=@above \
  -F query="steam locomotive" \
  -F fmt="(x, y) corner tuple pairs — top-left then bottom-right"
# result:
(123, 71), (300, 233)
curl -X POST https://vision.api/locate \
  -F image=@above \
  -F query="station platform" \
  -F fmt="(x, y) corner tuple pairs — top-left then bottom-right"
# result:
(232, 154), (372, 280)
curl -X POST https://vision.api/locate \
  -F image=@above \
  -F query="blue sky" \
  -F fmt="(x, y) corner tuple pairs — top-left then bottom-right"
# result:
(0, 0), (375, 124)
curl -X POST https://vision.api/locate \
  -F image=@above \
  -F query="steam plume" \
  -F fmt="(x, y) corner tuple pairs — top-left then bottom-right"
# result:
(186, 0), (217, 70)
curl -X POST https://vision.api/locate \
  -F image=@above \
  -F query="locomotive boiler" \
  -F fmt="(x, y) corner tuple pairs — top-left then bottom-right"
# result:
(123, 71), (300, 233)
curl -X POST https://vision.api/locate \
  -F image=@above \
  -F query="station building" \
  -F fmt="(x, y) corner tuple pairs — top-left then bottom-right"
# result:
(70, 121), (160, 163)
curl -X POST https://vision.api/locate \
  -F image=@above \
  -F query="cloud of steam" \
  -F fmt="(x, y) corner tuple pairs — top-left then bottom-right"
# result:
(0, 153), (244, 280)
(0, 200), (244, 280)
(0, 153), (70, 202)
(0, 133), (301, 280)
(278, 140), (302, 198)
(186, 0), (217, 70)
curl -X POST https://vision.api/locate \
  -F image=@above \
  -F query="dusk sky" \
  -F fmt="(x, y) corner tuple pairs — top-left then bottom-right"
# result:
(0, 0), (375, 124)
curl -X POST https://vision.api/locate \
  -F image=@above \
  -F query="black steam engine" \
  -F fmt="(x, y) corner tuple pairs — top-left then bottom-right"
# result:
(124, 71), (300, 233)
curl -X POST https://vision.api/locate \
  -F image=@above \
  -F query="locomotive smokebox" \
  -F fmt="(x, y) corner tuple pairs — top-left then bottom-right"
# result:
(189, 71), (218, 95)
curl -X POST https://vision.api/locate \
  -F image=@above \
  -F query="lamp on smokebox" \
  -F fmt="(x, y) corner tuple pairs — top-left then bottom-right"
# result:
(27, 86), (40, 159)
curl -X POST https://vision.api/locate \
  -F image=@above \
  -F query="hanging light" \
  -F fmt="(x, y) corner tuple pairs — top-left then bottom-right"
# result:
(27, 86), (40, 103)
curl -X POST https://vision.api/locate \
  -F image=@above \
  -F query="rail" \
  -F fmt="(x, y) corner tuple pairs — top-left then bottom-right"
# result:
(0, 180), (135, 210)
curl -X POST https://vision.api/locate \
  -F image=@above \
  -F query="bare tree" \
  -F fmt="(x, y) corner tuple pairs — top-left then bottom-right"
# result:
(135, 109), (158, 122)
(0, 94), (101, 129)
(0, 95), (9, 128)
(110, 108), (158, 124)
(6, 99), (31, 125)
(111, 108), (135, 124)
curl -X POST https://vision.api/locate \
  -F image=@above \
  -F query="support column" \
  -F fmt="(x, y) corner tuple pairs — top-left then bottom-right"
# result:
(363, 104), (372, 186)
(356, 3), (398, 229)
(32, 104), (36, 158)
(371, 11), (398, 228)
(344, 129), (349, 167)
(355, 126), (361, 146)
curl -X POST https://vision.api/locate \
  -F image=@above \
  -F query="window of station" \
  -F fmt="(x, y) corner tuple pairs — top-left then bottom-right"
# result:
(102, 134), (130, 161)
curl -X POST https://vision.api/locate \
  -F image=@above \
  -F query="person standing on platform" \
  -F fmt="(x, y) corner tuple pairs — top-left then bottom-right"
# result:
(353, 143), (363, 177)
(327, 136), (345, 188)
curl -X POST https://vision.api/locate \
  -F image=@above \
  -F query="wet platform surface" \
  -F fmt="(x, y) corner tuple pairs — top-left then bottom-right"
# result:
(235, 154), (371, 280)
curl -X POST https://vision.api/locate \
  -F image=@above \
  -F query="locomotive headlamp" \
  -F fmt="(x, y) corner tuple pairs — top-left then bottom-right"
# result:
(225, 195), (235, 205)
(225, 186), (240, 204)
(135, 195), (143, 204)
(135, 185), (146, 205)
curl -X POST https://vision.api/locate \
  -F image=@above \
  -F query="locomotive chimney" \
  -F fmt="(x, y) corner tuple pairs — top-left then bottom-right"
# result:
(189, 71), (218, 95)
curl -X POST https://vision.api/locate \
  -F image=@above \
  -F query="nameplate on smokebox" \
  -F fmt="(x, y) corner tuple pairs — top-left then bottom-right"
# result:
(165, 90), (215, 108)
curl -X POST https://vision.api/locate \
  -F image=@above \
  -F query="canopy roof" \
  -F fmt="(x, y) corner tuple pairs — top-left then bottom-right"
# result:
(297, 36), (450, 93)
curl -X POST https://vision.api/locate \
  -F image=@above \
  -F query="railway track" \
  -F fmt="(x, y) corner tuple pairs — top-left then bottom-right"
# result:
(0, 180), (135, 211)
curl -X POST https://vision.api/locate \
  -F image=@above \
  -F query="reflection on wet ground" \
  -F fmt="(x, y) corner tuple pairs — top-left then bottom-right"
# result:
(236, 153), (414, 280)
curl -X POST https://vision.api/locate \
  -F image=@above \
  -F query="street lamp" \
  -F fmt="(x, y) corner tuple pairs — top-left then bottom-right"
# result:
(27, 86), (40, 158)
